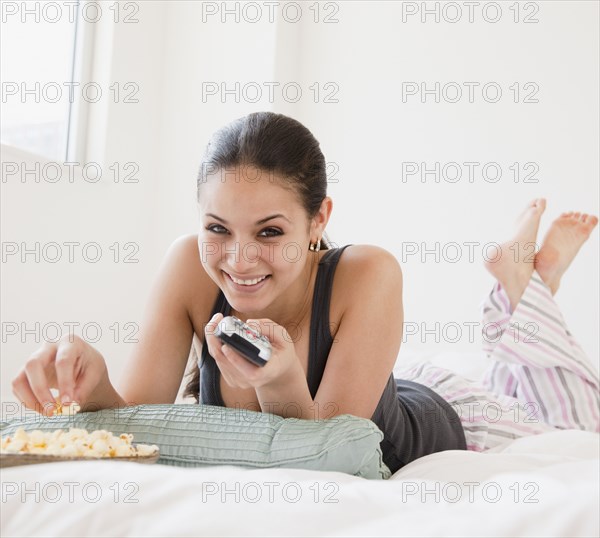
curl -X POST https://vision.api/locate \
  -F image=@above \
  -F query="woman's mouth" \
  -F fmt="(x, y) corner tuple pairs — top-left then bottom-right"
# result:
(223, 271), (271, 292)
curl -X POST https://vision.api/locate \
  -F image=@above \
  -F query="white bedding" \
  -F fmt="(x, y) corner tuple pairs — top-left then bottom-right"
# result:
(2, 353), (598, 537)
(1, 430), (598, 537)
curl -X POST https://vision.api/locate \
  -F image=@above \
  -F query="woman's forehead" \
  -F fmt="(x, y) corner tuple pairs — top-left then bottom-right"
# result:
(200, 190), (302, 222)
(201, 172), (301, 208)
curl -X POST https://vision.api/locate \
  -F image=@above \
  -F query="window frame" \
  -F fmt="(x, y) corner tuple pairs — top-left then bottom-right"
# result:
(66, 3), (96, 163)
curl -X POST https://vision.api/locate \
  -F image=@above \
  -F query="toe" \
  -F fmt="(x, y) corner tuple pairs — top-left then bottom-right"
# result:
(573, 212), (581, 220)
(581, 214), (589, 223)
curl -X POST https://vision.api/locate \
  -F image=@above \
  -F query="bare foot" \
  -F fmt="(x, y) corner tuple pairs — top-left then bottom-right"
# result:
(485, 198), (546, 311)
(535, 212), (599, 295)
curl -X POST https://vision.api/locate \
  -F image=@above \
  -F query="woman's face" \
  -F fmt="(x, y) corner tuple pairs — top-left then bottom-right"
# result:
(197, 165), (319, 314)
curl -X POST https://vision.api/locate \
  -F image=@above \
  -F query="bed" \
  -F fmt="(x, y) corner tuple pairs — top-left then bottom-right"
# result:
(2, 351), (598, 537)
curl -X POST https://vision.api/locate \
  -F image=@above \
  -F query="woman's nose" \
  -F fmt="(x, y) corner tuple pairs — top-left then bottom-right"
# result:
(223, 241), (262, 271)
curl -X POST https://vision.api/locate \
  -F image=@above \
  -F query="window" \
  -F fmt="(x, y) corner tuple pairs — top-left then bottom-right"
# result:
(1, 1), (91, 161)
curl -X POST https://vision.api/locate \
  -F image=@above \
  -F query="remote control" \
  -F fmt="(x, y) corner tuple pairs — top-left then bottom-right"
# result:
(214, 316), (272, 367)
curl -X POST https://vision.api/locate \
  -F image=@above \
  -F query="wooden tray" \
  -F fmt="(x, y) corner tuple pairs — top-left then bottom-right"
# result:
(0, 448), (159, 468)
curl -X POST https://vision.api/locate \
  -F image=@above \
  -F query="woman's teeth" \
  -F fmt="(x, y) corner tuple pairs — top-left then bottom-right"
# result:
(229, 274), (268, 286)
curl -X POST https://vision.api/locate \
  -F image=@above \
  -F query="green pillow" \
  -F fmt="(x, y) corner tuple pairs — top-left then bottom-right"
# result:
(0, 404), (391, 480)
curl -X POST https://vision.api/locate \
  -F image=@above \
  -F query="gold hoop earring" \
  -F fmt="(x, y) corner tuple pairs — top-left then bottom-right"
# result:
(308, 239), (321, 252)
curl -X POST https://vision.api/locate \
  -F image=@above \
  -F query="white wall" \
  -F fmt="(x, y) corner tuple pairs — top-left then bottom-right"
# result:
(288, 0), (600, 365)
(1, 2), (170, 403)
(2, 0), (598, 406)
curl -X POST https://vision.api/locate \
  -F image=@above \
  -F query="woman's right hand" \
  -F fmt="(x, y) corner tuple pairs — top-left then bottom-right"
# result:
(11, 335), (110, 416)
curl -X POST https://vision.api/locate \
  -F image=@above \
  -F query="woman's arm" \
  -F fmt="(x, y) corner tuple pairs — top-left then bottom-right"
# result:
(11, 235), (206, 414)
(312, 245), (403, 419)
(250, 245), (403, 420)
(113, 234), (208, 406)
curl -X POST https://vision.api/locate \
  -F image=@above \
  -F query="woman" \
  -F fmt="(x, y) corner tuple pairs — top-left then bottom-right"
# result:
(11, 112), (599, 474)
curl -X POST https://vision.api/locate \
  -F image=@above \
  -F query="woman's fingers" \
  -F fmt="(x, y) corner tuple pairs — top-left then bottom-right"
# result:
(217, 350), (252, 388)
(54, 335), (108, 410)
(204, 313), (262, 388)
(73, 350), (107, 410)
(246, 318), (288, 347)
(204, 313), (226, 360)
(13, 336), (110, 416)
(204, 313), (236, 384)
(217, 361), (236, 387)
(22, 342), (59, 415)
(54, 335), (85, 405)
(220, 346), (256, 387)
(210, 340), (235, 385)
(208, 337), (238, 385)
(11, 370), (43, 414)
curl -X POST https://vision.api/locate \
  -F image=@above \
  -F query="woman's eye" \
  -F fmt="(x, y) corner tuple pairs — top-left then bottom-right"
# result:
(206, 224), (227, 234)
(259, 228), (283, 238)
(205, 225), (282, 237)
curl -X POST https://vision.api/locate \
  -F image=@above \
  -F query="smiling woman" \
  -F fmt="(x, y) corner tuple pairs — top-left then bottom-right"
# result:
(11, 112), (599, 477)
(197, 168), (329, 322)
(175, 112), (468, 473)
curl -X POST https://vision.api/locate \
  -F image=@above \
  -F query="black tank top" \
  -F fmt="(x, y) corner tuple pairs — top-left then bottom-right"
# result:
(199, 245), (467, 474)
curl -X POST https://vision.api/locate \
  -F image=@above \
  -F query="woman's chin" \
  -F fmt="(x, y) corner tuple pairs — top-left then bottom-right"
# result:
(222, 283), (272, 313)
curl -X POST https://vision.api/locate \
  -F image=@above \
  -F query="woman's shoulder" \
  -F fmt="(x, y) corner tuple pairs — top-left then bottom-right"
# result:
(163, 233), (210, 278)
(335, 244), (402, 276)
(331, 244), (403, 308)
(161, 233), (220, 316)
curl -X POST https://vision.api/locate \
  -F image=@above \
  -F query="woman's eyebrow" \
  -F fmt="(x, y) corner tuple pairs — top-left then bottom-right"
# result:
(205, 213), (291, 224)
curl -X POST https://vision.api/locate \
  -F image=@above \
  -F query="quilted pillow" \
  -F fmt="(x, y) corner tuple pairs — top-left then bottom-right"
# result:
(0, 404), (391, 480)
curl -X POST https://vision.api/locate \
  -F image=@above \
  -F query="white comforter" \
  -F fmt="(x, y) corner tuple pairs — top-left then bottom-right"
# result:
(1, 429), (598, 537)
(3, 353), (598, 537)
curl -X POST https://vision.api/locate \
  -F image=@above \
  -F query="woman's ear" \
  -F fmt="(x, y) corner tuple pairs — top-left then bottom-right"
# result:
(312, 196), (333, 235)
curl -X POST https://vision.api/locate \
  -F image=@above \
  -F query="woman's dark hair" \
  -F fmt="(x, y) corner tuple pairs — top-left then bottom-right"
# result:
(183, 111), (332, 402)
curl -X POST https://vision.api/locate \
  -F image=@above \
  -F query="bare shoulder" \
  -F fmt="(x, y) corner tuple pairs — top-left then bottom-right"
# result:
(164, 233), (202, 271)
(117, 233), (218, 404)
(335, 244), (403, 285)
(164, 233), (209, 279)
(313, 244), (403, 418)
(330, 244), (403, 320)
(160, 233), (219, 318)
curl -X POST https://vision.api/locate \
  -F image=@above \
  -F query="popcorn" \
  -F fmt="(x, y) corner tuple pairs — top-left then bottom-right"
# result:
(53, 400), (81, 416)
(1, 428), (158, 458)
(47, 389), (81, 416)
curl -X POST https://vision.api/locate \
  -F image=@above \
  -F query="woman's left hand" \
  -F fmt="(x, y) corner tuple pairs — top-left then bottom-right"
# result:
(204, 313), (300, 390)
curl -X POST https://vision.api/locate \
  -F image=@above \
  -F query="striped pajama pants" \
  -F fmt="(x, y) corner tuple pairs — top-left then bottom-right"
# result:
(398, 272), (600, 451)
